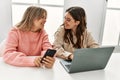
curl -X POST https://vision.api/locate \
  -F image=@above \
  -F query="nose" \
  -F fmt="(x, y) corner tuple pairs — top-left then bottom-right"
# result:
(43, 18), (46, 22)
(64, 19), (67, 24)
(64, 18), (66, 22)
(44, 19), (46, 22)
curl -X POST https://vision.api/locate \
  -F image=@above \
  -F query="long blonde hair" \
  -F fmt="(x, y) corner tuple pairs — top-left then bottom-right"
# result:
(16, 6), (47, 31)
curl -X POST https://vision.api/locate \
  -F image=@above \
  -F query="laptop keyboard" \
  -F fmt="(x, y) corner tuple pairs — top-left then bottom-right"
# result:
(65, 64), (71, 69)
(65, 59), (72, 62)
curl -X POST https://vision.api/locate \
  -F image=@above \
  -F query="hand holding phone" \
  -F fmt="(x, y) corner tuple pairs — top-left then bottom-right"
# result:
(40, 49), (56, 63)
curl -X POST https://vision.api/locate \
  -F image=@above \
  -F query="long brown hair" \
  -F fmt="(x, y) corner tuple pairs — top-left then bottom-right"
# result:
(64, 6), (87, 48)
(16, 6), (47, 31)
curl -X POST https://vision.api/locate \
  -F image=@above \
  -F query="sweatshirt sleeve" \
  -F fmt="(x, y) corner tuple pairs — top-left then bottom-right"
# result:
(3, 51), (36, 67)
(40, 30), (52, 56)
(3, 28), (36, 67)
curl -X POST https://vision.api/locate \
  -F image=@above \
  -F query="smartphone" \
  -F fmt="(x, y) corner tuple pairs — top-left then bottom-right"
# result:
(40, 49), (56, 63)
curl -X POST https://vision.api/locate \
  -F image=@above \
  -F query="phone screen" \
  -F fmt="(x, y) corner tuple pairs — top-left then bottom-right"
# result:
(40, 49), (56, 63)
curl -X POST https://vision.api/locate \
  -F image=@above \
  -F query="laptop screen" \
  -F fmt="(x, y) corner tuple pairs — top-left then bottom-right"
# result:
(60, 46), (114, 73)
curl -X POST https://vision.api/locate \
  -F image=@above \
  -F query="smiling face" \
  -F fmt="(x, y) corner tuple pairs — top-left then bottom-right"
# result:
(64, 12), (80, 32)
(32, 13), (47, 32)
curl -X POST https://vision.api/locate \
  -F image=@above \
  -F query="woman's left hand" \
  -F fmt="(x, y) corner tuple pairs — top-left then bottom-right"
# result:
(42, 56), (55, 68)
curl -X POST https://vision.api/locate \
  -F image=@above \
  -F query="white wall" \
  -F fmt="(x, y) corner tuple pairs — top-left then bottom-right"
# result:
(64, 0), (107, 45)
(0, 0), (106, 44)
(0, 0), (12, 43)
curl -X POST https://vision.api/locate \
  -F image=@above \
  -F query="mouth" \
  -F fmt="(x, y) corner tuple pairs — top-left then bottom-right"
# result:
(65, 24), (69, 27)
(41, 23), (44, 26)
(42, 21), (46, 25)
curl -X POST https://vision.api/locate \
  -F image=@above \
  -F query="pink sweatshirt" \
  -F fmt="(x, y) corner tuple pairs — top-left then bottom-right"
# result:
(3, 27), (52, 67)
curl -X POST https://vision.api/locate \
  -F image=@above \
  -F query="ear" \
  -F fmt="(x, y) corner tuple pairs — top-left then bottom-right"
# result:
(76, 21), (80, 25)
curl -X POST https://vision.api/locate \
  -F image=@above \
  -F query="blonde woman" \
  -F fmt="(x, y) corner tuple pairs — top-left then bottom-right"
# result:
(3, 6), (55, 68)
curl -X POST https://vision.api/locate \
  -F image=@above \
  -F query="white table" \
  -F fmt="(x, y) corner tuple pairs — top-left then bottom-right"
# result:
(0, 53), (120, 80)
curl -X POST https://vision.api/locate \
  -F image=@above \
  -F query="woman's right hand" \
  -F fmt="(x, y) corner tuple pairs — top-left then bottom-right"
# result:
(67, 54), (74, 60)
(34, 56), (42, 67)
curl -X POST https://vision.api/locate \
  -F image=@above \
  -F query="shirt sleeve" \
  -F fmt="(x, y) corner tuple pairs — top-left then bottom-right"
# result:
(53, 26), (72, 58)
(86, 31), (99, 48)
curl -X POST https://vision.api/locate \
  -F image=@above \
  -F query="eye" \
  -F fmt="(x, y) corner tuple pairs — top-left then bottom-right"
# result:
(41, 16), (46, 19)
(64, 17), (71, 22)
(41, 16), (44, 18)
(66, 19), (71, 22)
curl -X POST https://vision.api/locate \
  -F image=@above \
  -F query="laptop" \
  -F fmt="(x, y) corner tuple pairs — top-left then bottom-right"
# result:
(60, 46), (115, 73)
